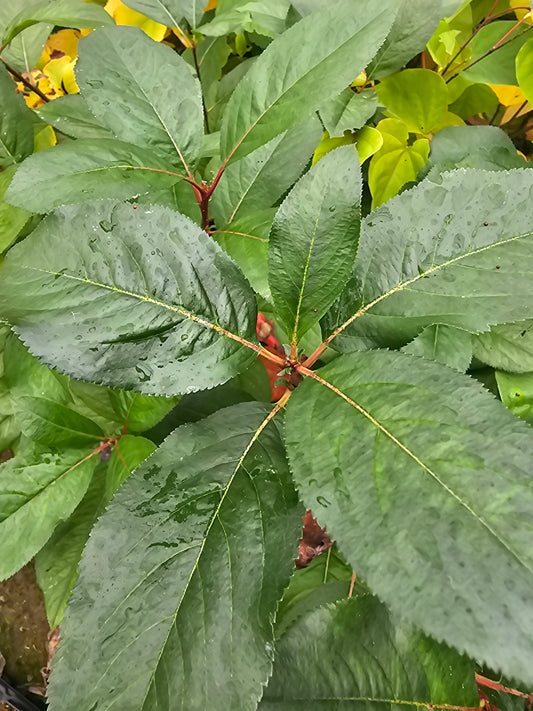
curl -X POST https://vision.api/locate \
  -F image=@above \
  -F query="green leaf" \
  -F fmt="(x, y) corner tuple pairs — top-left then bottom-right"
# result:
(120, 0), (203, 28)
(0, 167), (32, 253)
(77, 26), (203, 169)
(2, 0), (113, 44)
(275, 548), (352, 639)
(200, 0), (290, 37)
(368, 0), (446, 79)
(3, 139), (184, 212)
(269, 146), (361, 348)
(311, 131), (355, 166)
(35, 435), (156, 629)
(377, 69), (448, 135)
(448, 82), (498, 120)
(262, 594), (479, 709)
(286, 349), (533, 685)
(1, 22), (52, 73)
(220, 0), (398, 163)
(463, 21), (532, 85)
(516, 36), (533, 107)
(429, 125), (527, 171)
(402, 324), (473, 372)
(213, 209), (274, 298)
(0, 446), (97, 580)
(47, 403), (302, 711)
(0, 201), (258, 395)
(211, 115), (322, 226)
(319, 88), (377, 137)
(368, 118), (429, 208)
(34, 95), (114, 140)
(327, 169), (533, 352)
(0, 64), (33, 169)
(496, 370), (533, 424)
(15, 397), (104, 447)
(473, 320), (533, 373)
(69, 380), (179, 434)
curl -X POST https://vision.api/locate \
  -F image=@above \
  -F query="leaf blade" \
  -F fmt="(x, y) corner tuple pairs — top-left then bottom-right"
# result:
(47, 402), (302, 711)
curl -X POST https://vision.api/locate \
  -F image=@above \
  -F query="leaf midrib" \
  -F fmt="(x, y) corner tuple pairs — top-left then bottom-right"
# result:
(306, 368), (533, 578)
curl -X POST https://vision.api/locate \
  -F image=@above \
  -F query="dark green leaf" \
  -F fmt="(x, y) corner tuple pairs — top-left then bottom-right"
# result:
(368, 0), (446, 79)
(0, 64), (33, 169)
(269, 146), (361, 347)
(34, 95), (114, 140)
(3, 139), (184, 212)
(0, 167), (32, 253)
(275, 548), (352, 639)
(402, 324), (473, 372)
(211, 115), (322, 226)
(462, 21), (532, 85)
(77, 27), (203, 169)
(473, 320), (533, 373)
(261, 593), (479, 710)
(0, 201), (257, 395)
(2, 0), (113, 44)
(35, 435), (156, 629)
(448, 82), (499, 120)
(429, 126), (527, 171)
(0, 446), (97, 580)
(286, 350), (533, 684)
(319, 88), (377, 137)
(327, 170), (533, 352)
(47, 403), (302, 711)
(15, 397), (104, 447)
(213, 209), (274, 298)
(120, 0), (203, 28)
(220, 0), (397, 162)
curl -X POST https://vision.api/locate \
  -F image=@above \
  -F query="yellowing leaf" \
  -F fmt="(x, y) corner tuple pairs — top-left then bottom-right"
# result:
(490, 84), (527, 106)
(355, 124), (383, 163)
(312, 131), (355, 166)
(511, 1), (533, 22)
(38, 29), (86, 68)
(369, 118), (429, 208)
(34, 125), (57, 152)
(204, 0), (218, 10)
(44, 56), (79, 94)
(351, 70), (367, 87)
(105, 0), (167, 41)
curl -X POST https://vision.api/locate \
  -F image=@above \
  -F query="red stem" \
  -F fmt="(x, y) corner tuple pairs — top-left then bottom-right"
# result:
(441, 0), (500, 77)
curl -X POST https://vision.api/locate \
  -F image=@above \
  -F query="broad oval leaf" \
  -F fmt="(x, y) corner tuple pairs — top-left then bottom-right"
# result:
(261, 594), (479, 710)
(0, 446), (97, 580)
(326, 170), (533, 352)
(0, 64), (33, 169)
(286, 350), (533, 685)
(47, 403), (302, 711)
(2, 0), (113, 44)
(220, 0), (397, 163)
(269, 146), (361, 348)
(0, 201), (258, 395)
(3, 139), (184, 213)
(34, 94), (115, 140)
(77, 26), (203, 169)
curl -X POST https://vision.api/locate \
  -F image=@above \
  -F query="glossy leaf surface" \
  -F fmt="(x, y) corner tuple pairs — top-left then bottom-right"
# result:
(286, 350), (533, 684)
(47, 403), (302, 711)
(2, 0), (112, 44)
(77, 27), (203, 168)
(328, 170), (533, 352)
(220, 0), (397, 162)
(35, 435), (156, 629)
(3, 139), (183, 212)
(261, 593), (478, 710)
(269, 146), (361, 347)
(0, 64), (33, 169)
(0, 446), (97, 580)
(0, 201), (257, 395)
